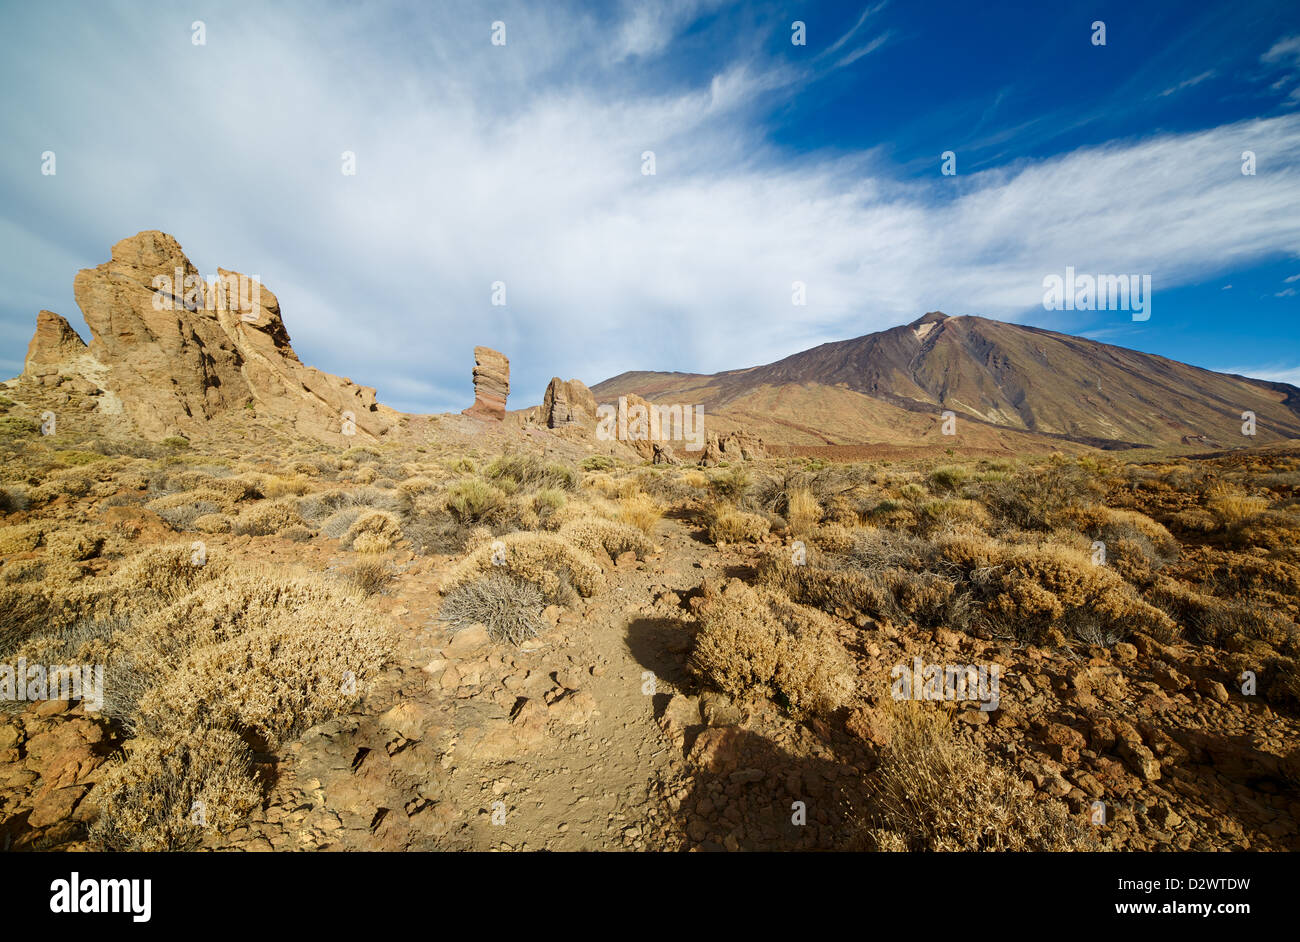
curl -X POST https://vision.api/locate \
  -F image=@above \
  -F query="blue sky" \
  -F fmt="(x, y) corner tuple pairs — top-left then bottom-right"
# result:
(1, 0), (1297, 412)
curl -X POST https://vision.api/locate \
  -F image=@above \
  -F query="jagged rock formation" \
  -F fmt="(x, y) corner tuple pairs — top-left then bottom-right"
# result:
(699, 430), (767, 466)
(541, 377), (597, 428)
(25, 311), (88, 374)
(463, 346), (510, 421)
(18, 231), (396, 441)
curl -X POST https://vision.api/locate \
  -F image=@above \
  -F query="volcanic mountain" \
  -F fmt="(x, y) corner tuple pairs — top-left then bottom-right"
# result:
(591, 312), (1300, 453)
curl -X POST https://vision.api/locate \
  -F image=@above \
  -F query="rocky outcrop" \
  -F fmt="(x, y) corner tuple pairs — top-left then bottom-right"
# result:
(20, 231), (396, 441)
(463, 347), (510, 421)
(19, 311), (114, 404)
(652, 442), (681, 465)
(541, 377), (597, 428)
(699, 430), (766, 466)
(24, 311), (88, 373)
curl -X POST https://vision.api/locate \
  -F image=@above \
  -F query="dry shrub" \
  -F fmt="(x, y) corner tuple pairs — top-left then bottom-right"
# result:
(916, 497), (990, 535)
(976, 464), (1100, 531)
(968, 541), (1177, 644)
(342, 555), (392, 595)
(343, 510), (402, 552)
(193, 513), (232, 534)
(706, 504), (770, 544)
(88, 728), (262, 852)
(559, 517), (654, 561)
(232, 498), (305, 536)
(445, 478), (508, 524)
(928, 465), (969, 492)
(689, 580), (855, 715)
(1148, 575), (1297, 654)
(262, 473), (312, 498)
(46, 526), (104, 562)
(136, 590), (389, 749)
(0, 522), (44, 554)
(109, 544), (223, 604)
(439, 570), (547, 645)
(762, 528), (1174, 644)
(442, 531), (604, 601)
(1208, 493), (1269, 528)
(681, 470), (709, 490)
(760, 555), (895, 621)
(146, 489), (226, 529)
(806, 523), (858, 554)
(709, 467), (751, 502)
(785, 487), (821, 535)
(320, 507), (364, 539)
(397, 475), (441, 501)
(1231, 509), (1300, 550)
(866, 701), (1094, 851)
(531, 488), (567, 527)
(618, 491), (663, 535)
(485, 453), (577, 492)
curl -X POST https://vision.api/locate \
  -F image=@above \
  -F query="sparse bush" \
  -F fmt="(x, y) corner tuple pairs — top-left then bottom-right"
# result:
(439, 570), (547, 645)
(485, 453), (576, 491)
(0, 522), (44, 554)
(232, 498), (305, 536)
(618, 491), (662, 535)
(559, 517), (655, 561)
(977, 465), (1100, 531)
(262, 473), (312, 498)
(928, 465), (968, 492)
(866, 702), (1093, 851)
(442, 531), (603, 601)
(137, 591), (389, 748)
(46, 526), (104, 561)
(709, 467), (751, 503)
(320, 507), (364, 539)
(785, 488), (821, 535)
(689, 580), (855, 715)
(88, 728), (262, 852)
(0, 416), (40, 439)
(706, 504), (770, 544)
(581, 455), (615, 472)
(193, 513), (232, 534)
(445, 478), (508, 524)
(342, 555), (392, 594)
(1207, 494), (1269, 529)
(342, 510), (402, 552)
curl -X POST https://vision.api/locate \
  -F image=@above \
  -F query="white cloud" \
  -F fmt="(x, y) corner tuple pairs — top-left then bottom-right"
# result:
(1158, 70), (1215, 97)
(1218, 362), (1300, 387)
(2, 2), (1300, 414)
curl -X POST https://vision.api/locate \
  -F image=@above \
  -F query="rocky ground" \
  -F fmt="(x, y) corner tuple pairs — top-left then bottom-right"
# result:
(5, 482), (1296, 853)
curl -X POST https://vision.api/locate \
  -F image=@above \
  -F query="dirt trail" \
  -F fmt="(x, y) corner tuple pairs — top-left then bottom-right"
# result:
(213, 512), (734, 852)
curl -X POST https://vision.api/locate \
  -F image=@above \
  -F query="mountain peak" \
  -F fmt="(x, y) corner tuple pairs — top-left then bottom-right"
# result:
(910, 311), (949, 326)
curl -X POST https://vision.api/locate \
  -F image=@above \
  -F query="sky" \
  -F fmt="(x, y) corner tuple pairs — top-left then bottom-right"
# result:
(1, 0), (1298, 413)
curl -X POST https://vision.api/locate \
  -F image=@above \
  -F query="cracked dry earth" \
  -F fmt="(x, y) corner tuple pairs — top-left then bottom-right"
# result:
(191, 512), (852, 852)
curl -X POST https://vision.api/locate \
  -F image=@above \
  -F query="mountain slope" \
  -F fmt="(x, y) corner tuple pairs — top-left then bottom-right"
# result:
(591, 312), (1300, 450)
